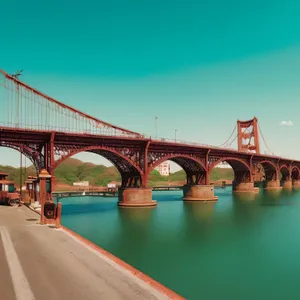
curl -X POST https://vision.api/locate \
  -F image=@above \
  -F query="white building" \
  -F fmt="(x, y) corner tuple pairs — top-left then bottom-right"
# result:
(156, 161), (170, 176)
(215, 162), (231, 168)
(73, 181), (89, 187)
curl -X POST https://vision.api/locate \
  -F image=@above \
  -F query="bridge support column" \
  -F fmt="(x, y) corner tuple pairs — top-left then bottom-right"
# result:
(292, 180), (300, 188)
(282, 180), (292, 190)
(264, 180), (282, 190)
(183, 185), (218, 201)
(118, 188), (157, 207)
(232, 181), (259, 193)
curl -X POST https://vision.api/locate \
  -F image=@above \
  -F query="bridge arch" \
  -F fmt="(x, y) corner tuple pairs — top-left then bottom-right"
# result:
(292, 166), (300, 180)
(0, 143), (42, 174)
(258, 160), (279, 181)
(209, 157), (251, 182)
(149, 154), (207, 185)
(53, 146), (143, 188)
(279, 165), (290, 181)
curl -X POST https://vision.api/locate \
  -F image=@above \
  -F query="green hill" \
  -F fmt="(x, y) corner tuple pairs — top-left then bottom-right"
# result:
(0, 158), (234, 187)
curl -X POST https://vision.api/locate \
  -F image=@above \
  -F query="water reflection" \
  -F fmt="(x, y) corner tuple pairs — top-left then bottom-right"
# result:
(182, 202), (216, 241)
(183, 202), (215, 222)
(112, 208), (154, 267)
(232, 192), (259, 201)
(231, 192), (261, 226)
(260, 189), (282, 206)
(118, 207), (154, 228)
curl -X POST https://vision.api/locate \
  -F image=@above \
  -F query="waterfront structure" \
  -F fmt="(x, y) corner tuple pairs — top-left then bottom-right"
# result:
(1, 69), (300, 215)
(215, 162), (231, 168)
(155, 161), (170, 176)
(73, 181), (89, 187)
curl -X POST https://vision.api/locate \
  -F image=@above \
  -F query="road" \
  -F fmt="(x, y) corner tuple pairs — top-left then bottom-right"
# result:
(0, 205), (179, 300)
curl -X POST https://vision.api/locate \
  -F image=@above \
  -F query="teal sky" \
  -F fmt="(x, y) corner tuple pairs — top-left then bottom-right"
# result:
(1, 0), (300, 168)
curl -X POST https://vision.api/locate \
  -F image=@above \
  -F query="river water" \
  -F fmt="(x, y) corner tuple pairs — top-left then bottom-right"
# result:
(60, 188), (300, 300)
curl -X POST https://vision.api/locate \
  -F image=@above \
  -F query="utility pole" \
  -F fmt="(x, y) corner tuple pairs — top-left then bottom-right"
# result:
(20, 145), (23, 202)
(155, 116), (158, 139)
(11, 70), (23, 128)
(11, 70), (23, 201)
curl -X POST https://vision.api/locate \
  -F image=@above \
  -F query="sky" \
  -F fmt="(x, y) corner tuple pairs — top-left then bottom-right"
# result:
(1, 0), (300, 170)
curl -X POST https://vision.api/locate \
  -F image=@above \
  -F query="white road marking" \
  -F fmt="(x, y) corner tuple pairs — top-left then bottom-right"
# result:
(0, 226), (35, 300)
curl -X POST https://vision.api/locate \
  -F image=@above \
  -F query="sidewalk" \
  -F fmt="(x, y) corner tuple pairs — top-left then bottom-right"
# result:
(0, 205), (182, 300)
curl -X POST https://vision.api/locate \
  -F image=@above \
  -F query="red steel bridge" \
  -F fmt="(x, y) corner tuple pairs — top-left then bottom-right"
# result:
(0, 69), (299, 208)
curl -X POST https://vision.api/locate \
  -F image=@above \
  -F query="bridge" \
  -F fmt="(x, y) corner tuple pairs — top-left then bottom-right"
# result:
(1, 68), (299, 217)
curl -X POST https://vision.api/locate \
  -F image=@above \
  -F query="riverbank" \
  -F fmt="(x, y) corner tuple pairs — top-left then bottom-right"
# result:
(0, 205), (184, 300)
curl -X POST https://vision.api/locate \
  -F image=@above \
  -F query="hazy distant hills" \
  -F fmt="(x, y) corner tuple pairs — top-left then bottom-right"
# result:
(0, 158), (234, 187)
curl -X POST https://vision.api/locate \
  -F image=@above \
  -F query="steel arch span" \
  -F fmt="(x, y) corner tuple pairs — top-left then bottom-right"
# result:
(148, 153), (207, 185)
(0, 142), (44, 173)
(208, 157), (251, 182)
(292, 166), (300, 180)
(257, 160), (279, 181)
(279, 165), (290, 180)
(149, 154), (206, 172)
(53, 145), (143, 188)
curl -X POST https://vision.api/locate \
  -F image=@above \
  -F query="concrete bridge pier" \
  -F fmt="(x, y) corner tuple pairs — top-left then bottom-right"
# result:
(292, 180), (300, 189)
(264, 180), (282, 190)
(118, 188), (157, 207)
(281, 179), (293, 190)
(232, 181), (259, 193)
(183, 185), (218, 201)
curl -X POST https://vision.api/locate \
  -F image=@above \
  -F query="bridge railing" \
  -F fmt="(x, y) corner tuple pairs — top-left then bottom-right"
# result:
(139, 134), (237, 151)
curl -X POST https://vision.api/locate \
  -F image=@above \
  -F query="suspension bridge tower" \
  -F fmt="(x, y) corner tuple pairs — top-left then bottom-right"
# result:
(237, 117), (260, 154)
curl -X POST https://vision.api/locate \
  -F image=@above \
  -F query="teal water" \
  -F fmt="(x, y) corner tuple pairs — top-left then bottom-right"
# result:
(60, 189), (300, 299)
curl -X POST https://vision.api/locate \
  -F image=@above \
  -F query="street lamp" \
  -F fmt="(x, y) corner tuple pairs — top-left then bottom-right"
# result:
(155, 116), (158, 139)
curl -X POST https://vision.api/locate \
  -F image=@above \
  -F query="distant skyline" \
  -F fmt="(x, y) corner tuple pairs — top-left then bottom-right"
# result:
(1, 0), (300, 170)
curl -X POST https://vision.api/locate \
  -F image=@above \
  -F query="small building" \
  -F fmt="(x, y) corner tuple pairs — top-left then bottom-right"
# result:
(155, 161), (170, 176)
(73, 181), (89, 187)
(0, 173), (16, 192)
(107, 181), (121, 190)
(215, 162), (231, 168)
(0, 172), (8, 181)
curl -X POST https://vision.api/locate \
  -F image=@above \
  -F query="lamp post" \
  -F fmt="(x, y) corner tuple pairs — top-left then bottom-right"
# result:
(155, 116), (158, 139)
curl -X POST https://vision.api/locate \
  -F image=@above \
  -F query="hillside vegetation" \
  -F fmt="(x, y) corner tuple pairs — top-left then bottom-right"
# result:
(0, 158), (234, 187)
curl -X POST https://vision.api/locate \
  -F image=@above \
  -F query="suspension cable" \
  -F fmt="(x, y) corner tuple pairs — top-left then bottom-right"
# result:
(225, 132), (238, 148)
(258, 122), (272, 154)
(218, 124), (237, 147)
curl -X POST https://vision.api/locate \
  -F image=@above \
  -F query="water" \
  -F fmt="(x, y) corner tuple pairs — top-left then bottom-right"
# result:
(60, 189), (300, 299)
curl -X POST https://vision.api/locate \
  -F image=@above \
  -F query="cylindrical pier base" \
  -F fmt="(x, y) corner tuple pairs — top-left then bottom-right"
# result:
(232, 181), (259, 193)
(293, 180), (300, 189)
(264, 180), (282, 190)
(282, 180), (292, 190)
(118, 188), (157, 207)
(183, 185), (218, 201)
